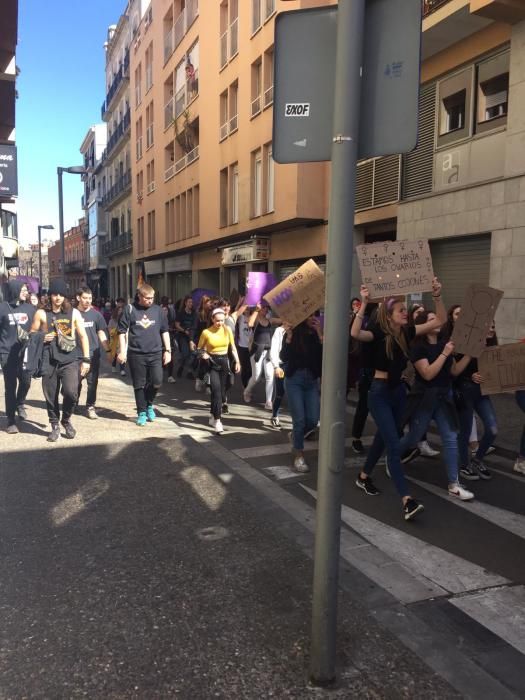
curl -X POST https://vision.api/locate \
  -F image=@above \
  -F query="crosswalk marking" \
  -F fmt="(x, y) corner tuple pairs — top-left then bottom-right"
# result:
(301, 485), (509, 595)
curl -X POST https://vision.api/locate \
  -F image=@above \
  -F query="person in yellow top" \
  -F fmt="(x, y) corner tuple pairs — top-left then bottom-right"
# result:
(198, 307), (240, 433)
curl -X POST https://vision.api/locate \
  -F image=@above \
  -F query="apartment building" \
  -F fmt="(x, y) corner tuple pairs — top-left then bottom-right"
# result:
(80, 124), (108, 297)
(47, 218), (89, 294)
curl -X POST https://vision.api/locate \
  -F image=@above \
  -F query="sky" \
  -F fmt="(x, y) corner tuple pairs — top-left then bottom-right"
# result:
(15, 0), (125, 246)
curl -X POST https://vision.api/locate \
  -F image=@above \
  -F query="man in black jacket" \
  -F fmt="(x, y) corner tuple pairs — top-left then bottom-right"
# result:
(0, 279), (36, 433)
(117, 284), (171, 426)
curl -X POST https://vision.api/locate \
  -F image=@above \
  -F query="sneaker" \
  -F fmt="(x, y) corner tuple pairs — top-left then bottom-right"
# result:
(87, 406), (98, 420)
(111, 366), (117, 373)
(222, 403), (229, 414)
(403, 498), (424, 521)
(293, 455), (310, 473)
(459, 462), (480, 481)
(401, 447), (420, 464)
(209, 415), (216, 427)
(304, 427), (318, 441)
(17, 405), (28, 420)
(146, 405), (156, 422)
(264, 400), (273, 410)
(214, 419), (224, 435)
(486, 446), (496, 455)
(351, 439), (364, 454)
(513, 457), (525, 475)
(243, 389), (252, 403)
(417, 440), (440, 458)
(270, 416), (281, 429)
(120, 369), (126, 377)
(47, 424), (61, 442)
(355, 474), (380, 496)
(448, 483), (474, 501)
(136, 412), (148, 427)
(61, 421), (76, 439)
(167, 376), (177, 384)
(6, 422), (18, 434)
(471, 457), (492, 480)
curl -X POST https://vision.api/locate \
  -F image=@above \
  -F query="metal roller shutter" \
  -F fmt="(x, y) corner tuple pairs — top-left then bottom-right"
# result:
(427, 234), (491, 308)
(278, 259), (326, 282)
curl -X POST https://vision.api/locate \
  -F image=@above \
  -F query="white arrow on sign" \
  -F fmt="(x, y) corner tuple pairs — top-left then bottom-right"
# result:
(293, 138), (307, 147)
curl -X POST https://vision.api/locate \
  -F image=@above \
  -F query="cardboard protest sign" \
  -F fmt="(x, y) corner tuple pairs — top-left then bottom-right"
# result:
(245, 271), (277, 306)
(478, 342), (525, 395)
(263, 259), (325, 327)
(451, 284), (504, 358)
(356, 239), (434, 301)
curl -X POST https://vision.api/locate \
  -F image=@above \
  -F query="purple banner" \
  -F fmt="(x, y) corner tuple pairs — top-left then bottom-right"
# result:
(191, 288), (216, 308)
(245, 272), (277, 306)
(16, 276), (40, 293)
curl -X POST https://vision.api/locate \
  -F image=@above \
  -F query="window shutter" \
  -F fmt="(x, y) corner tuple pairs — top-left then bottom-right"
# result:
(402, 82), (436, 199)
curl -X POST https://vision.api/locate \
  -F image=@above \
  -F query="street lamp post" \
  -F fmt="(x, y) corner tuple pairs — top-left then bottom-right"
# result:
(57, 165), (87, 283)
(37, 224), (54, 293)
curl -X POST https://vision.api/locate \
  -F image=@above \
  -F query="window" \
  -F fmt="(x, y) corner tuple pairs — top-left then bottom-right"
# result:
(135, 63), (142, 106)
(230, 163), (239, 224)
(147, 211), (156, 250)
(265, 144), (274, 213)
(229, 80), (238, 132)
(136, 170), (144, 200)
(146, 160), (155, 193)
(220, 1), (229, 69)
(264, 0), (275, 20)
(136, 117), (143, 160)
(145, 42), (153, 92)
(230, 0), (239, 58)
(252, 0), (261, 34)
(220, 167), (228, 227)
(220, 90), (228, 140)
(263, 47), (274, 108)
(437, 67), (472, 147)
(165, 199), (175, 243)
(137, 216), (145, 253)
(442, 91), (466, 133)
(251, 58), (262, 117)
(187, 188), (194, 238)
(194, 185), (200, 236)
(252, 149), (262, 217)
(476, 51), (510, 132)
(146, 102), (154, 148)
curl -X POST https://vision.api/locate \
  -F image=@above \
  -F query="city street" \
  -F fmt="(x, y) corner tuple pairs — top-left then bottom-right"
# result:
(0, 364), (523, 698)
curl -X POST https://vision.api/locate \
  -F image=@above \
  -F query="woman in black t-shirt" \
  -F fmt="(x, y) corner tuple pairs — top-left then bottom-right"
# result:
(351, 278), (447, 521)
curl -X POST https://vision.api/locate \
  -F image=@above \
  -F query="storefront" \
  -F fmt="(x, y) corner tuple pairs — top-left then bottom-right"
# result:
(165, 253), (192, 302)
(220, 237), (270, 296)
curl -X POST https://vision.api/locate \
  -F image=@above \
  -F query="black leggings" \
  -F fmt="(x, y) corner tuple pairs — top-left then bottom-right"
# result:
(127, 352), (163, 414)
(209, 355), (230, 420)
(42, 361), (80, 424)
(237, 346), (252, 388)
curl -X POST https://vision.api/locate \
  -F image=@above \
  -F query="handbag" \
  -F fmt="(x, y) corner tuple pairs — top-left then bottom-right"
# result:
(55, 324), (77, 353)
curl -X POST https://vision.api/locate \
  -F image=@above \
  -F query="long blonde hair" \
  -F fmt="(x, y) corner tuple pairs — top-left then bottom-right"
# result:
(376, 299), (408, 360)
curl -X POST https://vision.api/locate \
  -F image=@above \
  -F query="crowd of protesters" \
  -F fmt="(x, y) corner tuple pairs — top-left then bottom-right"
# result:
(0, 276), (524, 522)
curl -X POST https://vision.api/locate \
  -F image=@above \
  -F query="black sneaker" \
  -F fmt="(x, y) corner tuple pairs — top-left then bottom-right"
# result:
(403, 498), (424, 521)
(47, 424), (60, 442)
(6, 422), (18, 434)
(17, 405), (28, 420)
(401, 447), (420, 465)
(352, 439), (364, 454)
(459, 463), (480, 481)
(355, 474), (381, 496)
(61, 421), (76, 439)
(471, 457), (492, 480)
(222, 403), (229, 414)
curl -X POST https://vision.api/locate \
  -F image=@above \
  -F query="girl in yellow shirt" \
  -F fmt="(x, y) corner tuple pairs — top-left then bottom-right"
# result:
(198, 307), (240, 433)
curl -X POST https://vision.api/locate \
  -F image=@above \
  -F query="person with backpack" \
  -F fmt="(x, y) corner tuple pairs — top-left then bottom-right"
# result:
(117, 284), (171, 426)
(76, 286), (110, 419)
(0, 279), (36, 433)
(31, 279), (91, 442)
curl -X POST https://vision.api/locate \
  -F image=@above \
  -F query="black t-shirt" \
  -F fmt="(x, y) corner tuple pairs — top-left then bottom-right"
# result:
(79, 307), (108, 357)
(46, 308), (80, 365)
(411, 339), (452, 389)
(0, 302), (36, 354)
(176, 308), (196, 332)
(368, 324), (416, 386)
(280, 331), (323, 379)
(118, 303), (169, 355)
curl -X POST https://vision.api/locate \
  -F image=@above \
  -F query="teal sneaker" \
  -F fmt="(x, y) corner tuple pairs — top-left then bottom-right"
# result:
(146, 405), (156, 422)
(136, 412), (147, 426)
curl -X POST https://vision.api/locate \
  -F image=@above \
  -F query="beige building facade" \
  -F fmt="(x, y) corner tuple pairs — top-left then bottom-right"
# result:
(127, 0), (524, 341)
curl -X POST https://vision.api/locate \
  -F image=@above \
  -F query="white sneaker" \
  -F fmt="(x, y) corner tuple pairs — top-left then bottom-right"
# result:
(418, 440), (440, 457)
(167, 376), (176, 383)
(448, 483), (474, 501)
(514, 457), (525, 475)
(243, 390), (252, 403)
(293, 455), (310, 473)
(264, 401), (273, 410)
(214, 419), (224, 434)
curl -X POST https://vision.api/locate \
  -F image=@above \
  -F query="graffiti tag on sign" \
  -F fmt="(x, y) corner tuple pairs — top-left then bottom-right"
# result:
(263, 259), (325, 328)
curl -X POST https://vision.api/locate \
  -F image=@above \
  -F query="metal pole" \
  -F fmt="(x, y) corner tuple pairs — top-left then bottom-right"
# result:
(310, 0), (365, 685)
(37, 225), (43, 293)
(57, 167), (65, 282)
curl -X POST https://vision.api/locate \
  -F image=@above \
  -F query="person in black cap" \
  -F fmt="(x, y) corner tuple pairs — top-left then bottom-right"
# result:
(117, 283), (171, 425)
(31, 279), (90, 442)
(0, 279), (36, 433)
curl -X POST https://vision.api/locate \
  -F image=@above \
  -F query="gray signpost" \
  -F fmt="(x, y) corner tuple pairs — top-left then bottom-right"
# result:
(273, 0), (422, 686)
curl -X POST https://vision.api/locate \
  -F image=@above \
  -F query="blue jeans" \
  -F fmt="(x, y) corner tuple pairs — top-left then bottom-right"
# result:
(516, 390), (525, 457)
(284, 369), (320, 451)
(458, 380), (498, 466)
(400, 391), (459, 484)
(363, 380), (408, 498)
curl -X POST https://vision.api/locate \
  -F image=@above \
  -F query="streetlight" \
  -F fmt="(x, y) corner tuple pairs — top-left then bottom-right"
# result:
(57, 165), (87, 282)
(37, 224), (54, 292)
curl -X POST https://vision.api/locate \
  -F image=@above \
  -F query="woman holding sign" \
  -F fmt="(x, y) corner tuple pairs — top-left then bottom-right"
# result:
(351, 278), (446, 521)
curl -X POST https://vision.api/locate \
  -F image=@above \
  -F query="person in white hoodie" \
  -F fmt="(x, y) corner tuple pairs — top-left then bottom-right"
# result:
(269, 325), (286, 428)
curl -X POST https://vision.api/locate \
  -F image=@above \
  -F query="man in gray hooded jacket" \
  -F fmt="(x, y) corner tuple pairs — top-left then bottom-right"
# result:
(0, 279), (36, 433)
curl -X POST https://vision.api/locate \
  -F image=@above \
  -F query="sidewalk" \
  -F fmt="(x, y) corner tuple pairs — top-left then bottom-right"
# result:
(0, 373), (460, 698)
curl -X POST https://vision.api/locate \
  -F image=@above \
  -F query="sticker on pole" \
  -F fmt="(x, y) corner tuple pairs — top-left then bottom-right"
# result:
(285, 103), (310, 117)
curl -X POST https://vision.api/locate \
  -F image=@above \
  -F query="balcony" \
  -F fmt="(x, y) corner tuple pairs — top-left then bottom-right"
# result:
(164, 97), (174, 128)
(174, 69), (199, 118)
(64, 258), (87, 273)
(102, 230), (132, 257)
(174, 145), (199, 174)
(102, 169), (132, 209)
(101, 50), (130, 119)
(220, 18), (238, 70)
(174, 0), (199, 52)
(103, 109), (131, 162)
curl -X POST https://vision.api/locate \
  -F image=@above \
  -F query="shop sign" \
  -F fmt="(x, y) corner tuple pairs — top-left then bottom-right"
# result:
(0, 145), (18, 197)
(221, 238), (270, 266)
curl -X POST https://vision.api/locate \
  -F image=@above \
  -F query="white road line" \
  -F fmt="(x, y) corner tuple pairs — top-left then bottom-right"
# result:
(408, 476), (525, 541)
(233, 436), (374, 460)
(301, 485), (509, 595)
(451, 585), (525, 656)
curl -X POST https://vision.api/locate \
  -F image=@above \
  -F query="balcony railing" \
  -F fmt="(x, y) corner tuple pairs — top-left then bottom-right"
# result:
(220, 29), (228, 69)
(265, 0), (275, 20)
(64, 258), (87, 273)
(102, 50), (130, 118)
(230, 18), (238, 58)
(164, 27), (174, 63)
(251, 95), (261, 118)
(103, 109), (131, 161)
(102, 230), (133, 257)
(164, 164), (175, 181)
(229, 114), (238, 133)
(174, 145), (199, 174)
(164, 96), (174, 128)
(174, 0), (199, 50)
(175, 69), (199, 118)
(263, 85), (273, 108)
(102, 169), (132, 209)
(221, 18), (239, 69)
(423, 0), (453, 17)
(220, 122), (228, 141)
